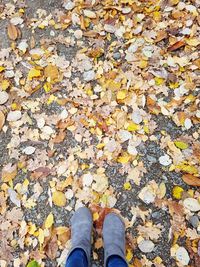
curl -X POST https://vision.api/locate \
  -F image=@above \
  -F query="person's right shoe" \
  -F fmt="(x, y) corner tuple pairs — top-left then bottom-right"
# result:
(103, 213), (128, 267)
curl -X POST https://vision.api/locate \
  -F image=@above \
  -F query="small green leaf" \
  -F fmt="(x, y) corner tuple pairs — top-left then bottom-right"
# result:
(174, 141), (188, 150)
(27, 260), (40, 267)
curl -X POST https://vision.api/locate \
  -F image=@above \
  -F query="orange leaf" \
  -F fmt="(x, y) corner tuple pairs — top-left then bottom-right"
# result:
(168, 40), (185, 52)
(7, 23), (18, 40)
(0, 111), (5, 131)
(90, 204), (114, 233)
(182, 174), (200, 186)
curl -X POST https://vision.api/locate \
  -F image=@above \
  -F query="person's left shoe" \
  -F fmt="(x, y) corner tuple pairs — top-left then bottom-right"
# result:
(67, 207), (93, 266)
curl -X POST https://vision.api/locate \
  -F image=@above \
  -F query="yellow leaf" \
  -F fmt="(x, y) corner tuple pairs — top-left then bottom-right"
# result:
(28, 68), (41, 80)
(38, 228), (44, 244)
(45, 213), (54, 228)
(0, 66), (5, 72)
(117, 90), (127, 100)
(1, 80), (10, 90)
(186, 38), (200, 47)
(28, 223), (37, 235)
(155, 77), (164, 86)
(139, 60), (148, 69)
(124, 182), (132, 190)
(2, 164), (17, 182)
(44, 65), (59, 82)
(52, 190), (67, 207)
(174, 141), (188, 150)
(126, 248), (133, 262)
(172, 186), (184, 199)
(127, 122), (140, 132)
(176, 162), (198, 174)
(47, 94), (57, 104)
(44, 82), (52, 93)
(93, 212), (99, 221)
(117, 153), (131, 164)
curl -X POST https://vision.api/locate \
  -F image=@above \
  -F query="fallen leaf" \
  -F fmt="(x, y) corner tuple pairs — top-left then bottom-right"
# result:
(28, 68), (41, 80)
(168, 40), (185, 52)
(182, 174), (200, 186)
(0, 111), (5, 130)
(44, 234), (58, 260)
(52, 191), (67, 207)
(7, 23), (18, 40)
(27, 260), (41, 267)
(44, 65), (59, 82)
(2, 163), (17, 182)
(174, 141), (188, 150)
(172, 186), (184, 200)
(44, 213), (54, 228)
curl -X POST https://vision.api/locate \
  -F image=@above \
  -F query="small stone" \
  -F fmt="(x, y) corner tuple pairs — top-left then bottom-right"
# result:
(138, 240), (155, 253)
(159, 154), (172, 166)
(63, 0), (75, 10)
(175, 247), (190, 265)
(113, 52), (121, 60)
(189, 216), (199, 228)
(0, 91), (9, 105)
(7, 110), (22, 122)
(151, 211), (161, 219)
(22, 146), (36, 155)
(183, 198), (200, 212)
(83, 70), (95, 81)
(74, 29), (83, 39)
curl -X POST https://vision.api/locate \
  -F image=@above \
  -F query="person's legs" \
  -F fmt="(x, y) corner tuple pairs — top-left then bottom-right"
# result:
(65, 248), (88, 267)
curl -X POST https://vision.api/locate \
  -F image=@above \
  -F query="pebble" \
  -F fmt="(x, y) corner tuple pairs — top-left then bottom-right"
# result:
(74, 29), (83, 39)
(159, 154), (172, 166)
(22, 146), (36, 155)
(189, 215), (199, 228)
(151, 211), (162, 219)
(0, 91), (9, 105)
(175, 247), (190, 265)
(63, 0), (75, 10)
(83, 70), (95, 81)
(138, 240), (155, 253)
(113, 52), (121, 60)
(7, 110), (22, 122)
(183, 198), (200, 212)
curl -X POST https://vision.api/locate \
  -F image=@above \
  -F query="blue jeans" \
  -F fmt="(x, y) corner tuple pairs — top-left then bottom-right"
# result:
(65, 248), (127, 267)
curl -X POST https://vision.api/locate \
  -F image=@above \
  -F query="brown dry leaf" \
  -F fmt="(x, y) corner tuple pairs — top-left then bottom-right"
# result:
(155, 30), (168, 42)
(0, 111), (5, 130)
(52, 130), (66, 144)
(44, 65), (59, 82)
(30, 167), (51, 180)
(2, 163), (17, 182)
(182, 174), (200, 186)
(56, 227), (71, 245)
(133, 258), (142, 267)
(7, 23), (18, 40)
(168, 40), (185, 52)
(44, 234), (58, 260)
(90, 204), (114, 233)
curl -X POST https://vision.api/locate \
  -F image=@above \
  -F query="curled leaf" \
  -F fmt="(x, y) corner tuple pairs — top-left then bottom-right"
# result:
(168, 40), (185, 52)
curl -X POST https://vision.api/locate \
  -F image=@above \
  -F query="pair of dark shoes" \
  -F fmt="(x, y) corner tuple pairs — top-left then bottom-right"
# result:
(67, 207), (128, 267)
